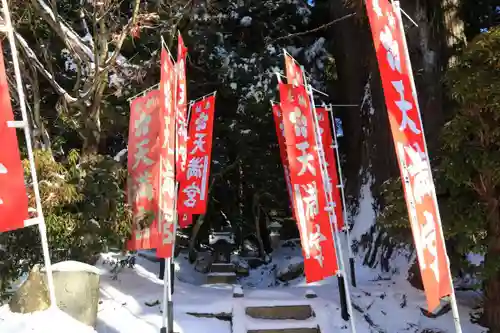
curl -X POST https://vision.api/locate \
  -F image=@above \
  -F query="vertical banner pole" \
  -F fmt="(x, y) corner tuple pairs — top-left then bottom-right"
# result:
(301, 67), (356, 333)
(1, 0), (57, 307)
(392, 2), (462, 332)
(327, 105), (356, 287)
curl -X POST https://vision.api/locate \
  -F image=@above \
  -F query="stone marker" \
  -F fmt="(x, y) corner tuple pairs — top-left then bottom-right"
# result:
(9, 260), (100, 328)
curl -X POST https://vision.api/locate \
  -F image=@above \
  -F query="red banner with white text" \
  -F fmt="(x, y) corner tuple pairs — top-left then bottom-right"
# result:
(126, 90), (161, 250)
(284, 53), (304, 87)
(0, 41), (28, 232)
(279, 83), (338, 283)
(157, 47), (177, 258)
(316, 107), (344, 231)
(365, 0), (452, 312)
(272, 103), (296, 220)
(175, 34), (193, 227)
(176, 34), (188, 181)
(177, 94), (215, 215)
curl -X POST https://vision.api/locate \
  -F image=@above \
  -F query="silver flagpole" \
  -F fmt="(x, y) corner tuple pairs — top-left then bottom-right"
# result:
(1, 0), (57, 307)
(327, 104), (356, 287)
(392, 2), (462, 332)
(300, 66), (356, 333)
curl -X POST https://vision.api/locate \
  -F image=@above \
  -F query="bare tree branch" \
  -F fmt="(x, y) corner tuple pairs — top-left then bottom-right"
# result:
(15, 32), (77, 103)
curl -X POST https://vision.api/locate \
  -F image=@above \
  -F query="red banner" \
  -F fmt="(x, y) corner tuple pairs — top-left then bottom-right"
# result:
(272, 103), (296, 220)
(365, 0), (452, 311)
(126, 90), (161, 250)
(0, 41), (28, 232)
(284, 53), (304, 87)
(177, 94), (215, 215)
(279, 83), (338, 283)
(178, 213), (193, 229)
(316, 107), (344, 231)
(176, 34), (188, 181)
(157, 47), (177, 258)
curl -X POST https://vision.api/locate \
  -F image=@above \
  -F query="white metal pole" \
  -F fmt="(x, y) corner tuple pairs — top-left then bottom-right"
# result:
(1, 0), (57, 308)
(327, 104), (356, 287)
(392, 2), (462, 332)
(300, 67), (356, 333)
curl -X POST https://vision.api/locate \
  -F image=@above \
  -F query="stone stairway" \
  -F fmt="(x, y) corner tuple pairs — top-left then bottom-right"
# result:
(232, 289), (322, 333)
(206, 263), (237, 284)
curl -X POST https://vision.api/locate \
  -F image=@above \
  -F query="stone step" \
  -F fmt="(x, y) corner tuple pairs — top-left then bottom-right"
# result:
(206, 272), (237, 284)
(247, 328), (320, 333)
(210, 263), (235, 273)
(246, 305), (314, 320)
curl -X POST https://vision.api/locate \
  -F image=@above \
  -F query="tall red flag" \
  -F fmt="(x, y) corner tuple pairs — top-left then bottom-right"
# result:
(365, 0), (452, 311)
(284, 53), (304, 87)
(316, 107), (344, 231)
(157, 47), (177, 258)
(177, 94), (216, 215)
(0, 41), (28, 232)
(272, 103), (296, 220)
(279, 83), (338, 283)
(175, 34), (193, 227)
(176, 34), (188, 181)
(126, 90), (161, 250)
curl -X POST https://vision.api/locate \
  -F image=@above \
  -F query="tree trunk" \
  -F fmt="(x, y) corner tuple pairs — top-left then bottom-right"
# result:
(481, 198), (500, 332)
(188, 215), (205, 263)
(252, 193), (266, 259)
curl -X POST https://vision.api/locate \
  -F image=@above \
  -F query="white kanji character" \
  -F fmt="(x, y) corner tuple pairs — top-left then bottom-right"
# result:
(302, 182), (319, 220)
(133, 139), (153, 169)
(191, 133), (207, 154)
(0, 163), (7, 174)
(204, 99), (211, 110)
(163, 115), (172, 148)
(134, 112), (151, 137)
(298, 93), (308, 107)
(279, 121), (285, 138)
(195, 113), (209, 132)
(416, 211), (440, 282)
(372, 0), (383, 18)
(289, 107), (308, 138)
(392, 80), (421, 134)
(133, 171), (154, 202)
(163, 80), (172, 113)
(308, 224), (327, 266)
(183, 182), (201, 208)
(187, 157), (204, 179)
(380, 25), (402, 73)
(296, 141), (316, 176)
(387, 11), (396, 29)
(195, 104), (202, 113)
(399, 142), (433, 204)
(161, 160), (176, 198)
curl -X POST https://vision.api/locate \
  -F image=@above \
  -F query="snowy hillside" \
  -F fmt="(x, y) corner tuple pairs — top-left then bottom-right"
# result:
(0, 248), (485, 333)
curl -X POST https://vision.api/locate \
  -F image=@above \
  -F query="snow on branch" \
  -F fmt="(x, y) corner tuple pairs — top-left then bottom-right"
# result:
(31, 0), (94, 63)
(15, 32), (77, 103)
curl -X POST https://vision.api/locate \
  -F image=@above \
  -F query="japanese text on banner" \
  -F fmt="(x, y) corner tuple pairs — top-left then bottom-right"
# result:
(315, 107), (344, 231)
(272, 103), (296, 220)
(176, 34), (188, 181)
(284, 53), (304, 87)
(365, 0), (452, 311)
(177, 95), (216, 215)
(279, 83), (338, 283)
(126, 90), (161, 250)
(157, 47), (177, 258)
(0, 41), (28, 233)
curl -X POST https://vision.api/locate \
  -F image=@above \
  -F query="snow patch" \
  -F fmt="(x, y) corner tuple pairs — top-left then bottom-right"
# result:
(0, 307), (96, 333)
(48, 260), (100, 275)
(240, 16), (252, 26)
(351, 176), (376, 241)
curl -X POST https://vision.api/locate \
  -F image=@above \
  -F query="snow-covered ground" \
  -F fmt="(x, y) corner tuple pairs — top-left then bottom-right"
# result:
(0, 245), (486, 333)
